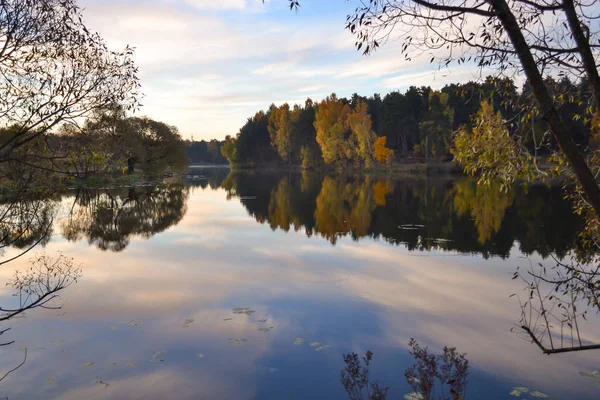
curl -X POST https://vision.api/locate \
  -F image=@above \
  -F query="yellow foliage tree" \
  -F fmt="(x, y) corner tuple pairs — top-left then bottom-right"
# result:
(314, 94), (352, 165)
(373, 136), (394, 166)
(346, 101), (377, 168)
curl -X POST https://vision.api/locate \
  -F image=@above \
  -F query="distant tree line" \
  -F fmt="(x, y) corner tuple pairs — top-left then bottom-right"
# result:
(220, 76), (595, 169)
(186, 140), (228, 165)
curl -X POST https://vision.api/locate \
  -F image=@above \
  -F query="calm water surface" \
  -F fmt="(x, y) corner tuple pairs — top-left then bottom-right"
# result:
(0, 168), (598, 399)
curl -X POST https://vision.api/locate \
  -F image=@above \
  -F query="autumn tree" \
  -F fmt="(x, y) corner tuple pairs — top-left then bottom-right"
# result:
(314, 94), (353, 165)
(347, 101), (377, 168)
(373, 137), (394, 166)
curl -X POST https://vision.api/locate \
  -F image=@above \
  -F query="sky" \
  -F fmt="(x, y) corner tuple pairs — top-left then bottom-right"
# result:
(80, 0), (485, 141)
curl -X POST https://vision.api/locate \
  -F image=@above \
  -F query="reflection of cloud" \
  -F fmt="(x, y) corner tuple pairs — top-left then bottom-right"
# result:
(58, 368), (248, 400)
(1, 187), (598, 399)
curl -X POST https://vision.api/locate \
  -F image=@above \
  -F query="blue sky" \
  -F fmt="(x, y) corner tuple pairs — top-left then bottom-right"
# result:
(81, 0), (485, 141)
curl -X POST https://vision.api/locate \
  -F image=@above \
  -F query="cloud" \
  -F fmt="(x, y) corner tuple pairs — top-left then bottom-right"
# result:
(77, 0), (495, 141)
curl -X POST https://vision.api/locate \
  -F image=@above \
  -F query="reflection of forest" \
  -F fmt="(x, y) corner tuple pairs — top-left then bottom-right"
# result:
(220, 171), (585, 258)
(62, 184), (189, 251)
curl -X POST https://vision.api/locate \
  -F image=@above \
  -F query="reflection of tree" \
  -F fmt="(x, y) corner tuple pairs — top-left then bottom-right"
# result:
(0, 192), (58, 264)
(0, 252), (81, 382)
(453, 179), (514, 244)
(221, 170), (586, 258)
(61, 184), (188, 252)
(515, 257), (600, 355)
(341, 341), (469, 400)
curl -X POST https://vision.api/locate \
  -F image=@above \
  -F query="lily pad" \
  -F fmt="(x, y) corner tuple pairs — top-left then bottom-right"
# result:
(108, 363), (117, 368)
(310, 342), (321, 347)
(50, 340), (65, 344)
(404, 393), (424, 400)
(513, 387), (529, 393)
(294, 337), (305, 345)
(81, 362), (94, 367)
(94, 380), (110, 387)
(530, 391), (548, 398)
(126, 320), (142, 327)
(127, 362), (137, 367)
(315, 345), (331, 352)
(223, 318), (233, 321)
(258, 319), (268, 323)
(197, 353), (205, 359)
(150, 351), (165, 362)
(258, 326), (275, 333)
(182, 318), (195, 328)
(509, 389), (523, 397)
(46, 377), (56, 385)
(232, 307), (255, 316)
(229, 338), (247, 346)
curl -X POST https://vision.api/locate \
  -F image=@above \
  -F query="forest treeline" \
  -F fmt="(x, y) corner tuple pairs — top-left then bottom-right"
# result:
(186, 140), (228, 165)
(219, 76), (593, 169)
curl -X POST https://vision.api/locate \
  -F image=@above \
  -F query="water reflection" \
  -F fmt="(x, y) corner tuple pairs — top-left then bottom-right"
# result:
(0, 169), (598, 399)
(221, 170), (584, 258)
(61, 184), (189, 252)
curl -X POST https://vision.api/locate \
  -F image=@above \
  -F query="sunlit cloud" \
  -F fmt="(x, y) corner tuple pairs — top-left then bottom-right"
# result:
(77, 0), (482, 141)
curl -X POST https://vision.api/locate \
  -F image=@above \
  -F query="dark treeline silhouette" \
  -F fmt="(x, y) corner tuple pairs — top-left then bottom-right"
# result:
(219, 77), (593, 170)
(186, 140), (228, 165)
(217, 170), (584, 259)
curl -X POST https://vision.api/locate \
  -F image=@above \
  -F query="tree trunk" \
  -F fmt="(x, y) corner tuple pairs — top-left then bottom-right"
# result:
(127, 157), (135, 174)
(563, 0), (600, 111)
(489, 0), (600, 218)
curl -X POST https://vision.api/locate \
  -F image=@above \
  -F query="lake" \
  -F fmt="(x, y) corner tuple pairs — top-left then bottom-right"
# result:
(0, 167), (598, 399)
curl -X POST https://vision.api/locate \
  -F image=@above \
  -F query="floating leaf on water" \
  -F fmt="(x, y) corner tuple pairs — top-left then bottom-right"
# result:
(34, 347), (46, 351)
(108, 363), (117, 368)
(197, 353), (205, 359)
(258, 319), (268, 323)
(315, 345), (331, 352)
(232, 307), (255, 316)
(294, 337), (305, 345)
(127, 362), (137, 367)
(223, 318), (233, 321)
(509, 389), (522, 397)
(46, 377), (56, 385)
(126, 320), (142, 327)
(50, 340), (65, 344)
(229, 338), (247, 345)
(530, 391), (548, 398)
(268, 367), (279, 373)
(404, 393), (424, 400)
(309, 342), (321, 347)
(81, 362), (94, 367)
(513, 387), (529, 393)
(150, 351), (166, 362)
(18, 347), (27, 352)
(258, 326), (275, 333)
(56, 312), (66, 317)
(109, 327), (117, 331)
(182, 318), (195, 328)
(94, 380), (110, 387)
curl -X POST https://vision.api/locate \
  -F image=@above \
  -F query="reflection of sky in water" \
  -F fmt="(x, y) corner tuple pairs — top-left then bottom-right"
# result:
(0, 185), (599, 399)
